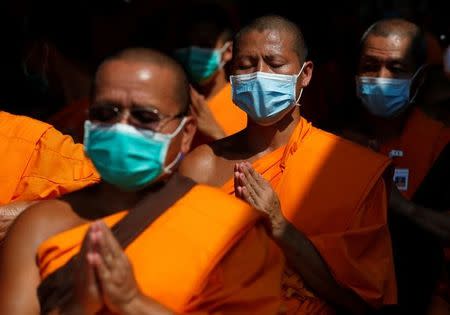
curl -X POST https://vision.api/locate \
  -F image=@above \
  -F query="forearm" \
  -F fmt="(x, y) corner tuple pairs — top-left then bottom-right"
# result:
(276, 222), (369, 315)
(121, 294), (175, 315)
(390, 190), (450, 244)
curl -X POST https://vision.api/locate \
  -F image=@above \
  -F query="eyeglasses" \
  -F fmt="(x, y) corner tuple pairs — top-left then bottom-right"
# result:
(88, 104), (187, 131)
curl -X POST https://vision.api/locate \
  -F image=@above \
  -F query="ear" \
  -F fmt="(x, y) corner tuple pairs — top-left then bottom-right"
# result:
(299, 60), (314, 88)
(180, 115), (197, 154)
(222, 41), (233, 64)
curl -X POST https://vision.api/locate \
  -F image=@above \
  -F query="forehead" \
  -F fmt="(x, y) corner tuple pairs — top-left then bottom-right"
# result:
(94, 60), (180, 112)
(361, 34), (413, 63)
(236, 28), (297, 57)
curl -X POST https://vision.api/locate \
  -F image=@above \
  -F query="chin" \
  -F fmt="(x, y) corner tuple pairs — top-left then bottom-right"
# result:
(251, 107), (296, 126)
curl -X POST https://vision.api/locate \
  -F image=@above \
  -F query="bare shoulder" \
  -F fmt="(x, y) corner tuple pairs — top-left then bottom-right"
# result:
(2, 199), (84, 254)
(180, 144), (218, 184)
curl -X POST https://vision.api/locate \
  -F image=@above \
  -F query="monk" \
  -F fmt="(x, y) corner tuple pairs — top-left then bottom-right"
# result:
(0, 48), (283, 315)
(173, 1), (246, 146)
(181, 15), (396, 315)
(0, 111), (99, 241)
(342, 19), (450, 314)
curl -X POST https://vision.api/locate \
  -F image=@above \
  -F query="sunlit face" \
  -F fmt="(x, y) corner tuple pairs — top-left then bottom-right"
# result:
(92, 60), (195, 165)
(232, 28), (312, 125)
(232, 28), (302, 76)
(358, 34), (416, 79)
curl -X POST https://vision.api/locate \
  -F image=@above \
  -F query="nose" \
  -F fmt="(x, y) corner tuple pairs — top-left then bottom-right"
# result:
(118, 109), (131, 124)
(378, 66), (394, 79)
(257, 60), (271, 73)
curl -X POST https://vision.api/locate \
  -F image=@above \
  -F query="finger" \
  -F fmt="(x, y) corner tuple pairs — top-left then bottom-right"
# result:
(85, 252), (98, 286)
(78, 225), (95, 265)
(242, 163), (263, 188)
(240, 165), (262, 199)
(190, 104), (199, 117)
(234, 168), (241, 196)
(189, 85), (199, 98)
(92, 222), (115, 270)
(91, 252), (111, 287)
(241, 186), (257, 208)
(236, 186), (244, 199)
(246, 163), (268, 186)
(98, 222), (123, 255)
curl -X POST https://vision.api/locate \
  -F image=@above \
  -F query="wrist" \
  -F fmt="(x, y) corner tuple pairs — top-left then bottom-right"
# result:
(118, 291), (142, 315)
(270, 213), (289, 240)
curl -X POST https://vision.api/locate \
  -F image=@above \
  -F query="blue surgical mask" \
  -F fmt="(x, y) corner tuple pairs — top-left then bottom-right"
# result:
(356, 76), (413, 117)
(84, 119), (186, 191)
(174, 42), (230, 83)
(356, 65), (424, 118)
(230, 63), (306, 121)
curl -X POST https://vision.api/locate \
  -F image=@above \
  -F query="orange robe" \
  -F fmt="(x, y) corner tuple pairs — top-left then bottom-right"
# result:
(0, 111), (99, 205)
(223, 118), (397, 314)
(380, 108), (450, 199)
(37, 185), (283, 314)
(192, 84), (247, 148)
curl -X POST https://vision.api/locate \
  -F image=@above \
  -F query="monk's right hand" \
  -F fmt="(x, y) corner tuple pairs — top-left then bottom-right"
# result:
(67, 225), (103, 315)
(190, 86), (226, 140)
(234, 162), (288, 238)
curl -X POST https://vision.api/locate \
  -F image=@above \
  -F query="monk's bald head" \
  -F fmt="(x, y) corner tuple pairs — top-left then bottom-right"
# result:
(361, 18), (426, 69)
(94, 48), (190, 113)
(234, 15), (308, 63)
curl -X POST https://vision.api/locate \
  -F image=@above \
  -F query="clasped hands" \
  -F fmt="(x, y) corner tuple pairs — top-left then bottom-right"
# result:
(234, 162), (288, 238)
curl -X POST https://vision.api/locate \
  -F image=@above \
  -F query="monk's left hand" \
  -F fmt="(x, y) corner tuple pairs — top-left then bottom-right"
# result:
(234, 162), (288, 238)
(88, 221), (141, 315)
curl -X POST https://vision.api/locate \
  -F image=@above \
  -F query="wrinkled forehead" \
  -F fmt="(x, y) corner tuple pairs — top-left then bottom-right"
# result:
(93, 60), (181, 113)
(236, 28), (295, 53)
(361, 34), (414, 63)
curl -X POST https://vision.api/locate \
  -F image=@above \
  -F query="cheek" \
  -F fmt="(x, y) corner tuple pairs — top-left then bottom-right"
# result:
(164, 135), (182, 165)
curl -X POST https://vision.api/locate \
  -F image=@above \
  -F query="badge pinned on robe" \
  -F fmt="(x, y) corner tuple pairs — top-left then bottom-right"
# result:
(393, 168), (409, 191)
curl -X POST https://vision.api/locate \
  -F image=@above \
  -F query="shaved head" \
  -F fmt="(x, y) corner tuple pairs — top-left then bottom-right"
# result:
(94, 48), (190, 113)
(234, 15), (307, 63)
(361, 18), (426, 69)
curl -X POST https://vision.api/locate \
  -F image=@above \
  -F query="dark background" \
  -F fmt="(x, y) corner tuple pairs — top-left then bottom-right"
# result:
(0, 0), (448, 128)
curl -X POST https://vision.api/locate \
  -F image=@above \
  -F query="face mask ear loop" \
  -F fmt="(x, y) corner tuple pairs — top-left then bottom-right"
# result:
(218, 41), (232, 69)
(168, 117), (188, 138)
(164, 152), (183, 174)
(163, 117), (188, 174)
(295, 62), (307, 105)
(409, 64), (426, 104)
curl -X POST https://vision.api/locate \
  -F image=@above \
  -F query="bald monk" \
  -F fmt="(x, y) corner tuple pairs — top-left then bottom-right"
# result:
(173, 1), (246, 145)
(0, 48), (283, 315)
(181, 15), (396, 315)
(0, 111), (99, 241)
(336, 19), (450, 315)
(349, 18), (450, 201)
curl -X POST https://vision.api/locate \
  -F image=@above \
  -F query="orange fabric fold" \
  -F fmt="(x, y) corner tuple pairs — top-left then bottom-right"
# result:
(37, 185), (283, 314)
(380, 108), (450, 199)
(223, 118), (396, 313)
(0, 111), (99, 205)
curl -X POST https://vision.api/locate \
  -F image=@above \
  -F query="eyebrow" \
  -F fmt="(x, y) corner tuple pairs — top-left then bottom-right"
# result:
(361, 55), (407, 65)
